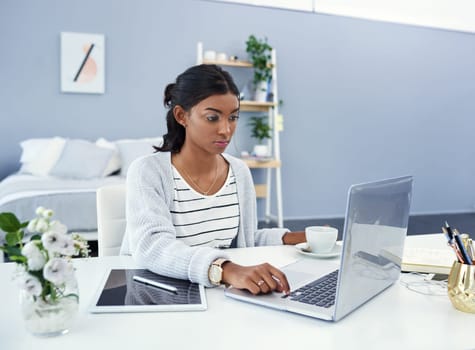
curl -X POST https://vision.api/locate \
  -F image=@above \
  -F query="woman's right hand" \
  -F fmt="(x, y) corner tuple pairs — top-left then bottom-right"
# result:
(221, 261), (290, 295)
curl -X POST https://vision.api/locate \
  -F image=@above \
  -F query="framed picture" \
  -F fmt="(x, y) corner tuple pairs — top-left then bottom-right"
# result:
(61, 32), (105, 94)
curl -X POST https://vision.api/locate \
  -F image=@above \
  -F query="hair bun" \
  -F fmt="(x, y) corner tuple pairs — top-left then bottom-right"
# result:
(164, 83), (175, 107)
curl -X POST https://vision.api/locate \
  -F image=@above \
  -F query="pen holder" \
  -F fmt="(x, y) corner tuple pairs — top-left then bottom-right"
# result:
(447, 261), (475, 313)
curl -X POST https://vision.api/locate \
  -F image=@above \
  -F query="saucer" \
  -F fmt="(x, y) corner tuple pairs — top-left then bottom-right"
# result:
(295, 242), (342, 259)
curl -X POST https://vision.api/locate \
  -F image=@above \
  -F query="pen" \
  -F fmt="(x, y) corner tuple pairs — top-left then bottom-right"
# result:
(452, 231), (473, 265)
(444, 221), (455, 243)
(442, 226), (464, 263)
(467, 239), (475, 263)
(132, 275), (178, 293)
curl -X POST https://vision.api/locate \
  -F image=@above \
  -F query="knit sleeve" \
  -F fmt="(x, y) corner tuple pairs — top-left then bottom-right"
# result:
(122, 154), (229, 287)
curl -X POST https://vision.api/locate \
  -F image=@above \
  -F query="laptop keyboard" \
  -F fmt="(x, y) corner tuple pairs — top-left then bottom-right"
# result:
(288, 270), (339, 308)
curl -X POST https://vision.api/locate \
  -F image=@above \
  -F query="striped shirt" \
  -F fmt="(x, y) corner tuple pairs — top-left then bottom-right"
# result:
(171, 165), (240, 248)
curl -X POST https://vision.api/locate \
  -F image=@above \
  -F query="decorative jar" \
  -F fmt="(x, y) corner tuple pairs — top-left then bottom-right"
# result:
(447, 261), (475, 313)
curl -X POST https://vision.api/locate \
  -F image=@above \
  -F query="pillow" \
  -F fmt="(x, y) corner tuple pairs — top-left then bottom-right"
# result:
(19, 137), (66, 176)
(95, 138), (121, 176)
(50, 139), (114, 179)
(115, 137), (163, 176)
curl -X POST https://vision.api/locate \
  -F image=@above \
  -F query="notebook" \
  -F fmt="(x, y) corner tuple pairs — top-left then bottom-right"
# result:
(401, 247), (454, 275)
(225, 176), (413, 322)
(89, 268), (207, 313)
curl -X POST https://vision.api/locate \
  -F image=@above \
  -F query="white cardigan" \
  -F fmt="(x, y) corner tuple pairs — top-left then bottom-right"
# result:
(120, 152), (288, 287)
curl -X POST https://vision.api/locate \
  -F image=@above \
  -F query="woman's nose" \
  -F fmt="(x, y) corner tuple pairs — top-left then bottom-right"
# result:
(218, 120), (231, 134)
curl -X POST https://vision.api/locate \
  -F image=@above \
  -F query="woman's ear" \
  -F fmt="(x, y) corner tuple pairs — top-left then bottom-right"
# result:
(173, 105), (187, 128)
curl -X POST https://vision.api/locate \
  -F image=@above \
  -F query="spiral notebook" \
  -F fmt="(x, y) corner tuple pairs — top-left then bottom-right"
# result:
(89, 268), (207, 313)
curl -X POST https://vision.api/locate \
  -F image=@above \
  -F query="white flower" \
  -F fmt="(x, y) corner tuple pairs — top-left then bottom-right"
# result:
(47, 220), (67, 235)
(42, 209), (54, 218)
(26, 218), (38, 233)
(58, 235), (75, 256)
(17, 274), (42, 297)
(21, 241), (46, 271)
(41, 231), (68, 254)
(43, 258), (73, 285)
(27, 217), (50, 233)
(35, 206), (46, 216)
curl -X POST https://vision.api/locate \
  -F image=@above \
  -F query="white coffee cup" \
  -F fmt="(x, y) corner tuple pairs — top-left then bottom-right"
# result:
(305, 226), (338, 253)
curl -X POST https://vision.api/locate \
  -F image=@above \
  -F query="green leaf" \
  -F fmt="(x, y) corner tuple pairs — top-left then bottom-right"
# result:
(9, 255), (27, 264)
(20, 221), (29, 229)
(5, 231), (21, 246)
(0, 212), (21, 233)
(4, 245), (22, 257)
(30, 234), (41, 241)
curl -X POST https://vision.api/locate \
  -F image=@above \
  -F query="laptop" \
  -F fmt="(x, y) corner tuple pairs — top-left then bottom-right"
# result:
(225, 176), (413, 322)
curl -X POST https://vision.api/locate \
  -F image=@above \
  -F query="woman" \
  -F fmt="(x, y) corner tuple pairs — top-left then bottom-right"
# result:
(121, 64), (306, 295)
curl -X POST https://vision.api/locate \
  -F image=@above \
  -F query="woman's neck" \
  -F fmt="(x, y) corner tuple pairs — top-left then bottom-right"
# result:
(172, 149), (226, 196)
(172, 147), (221, 174)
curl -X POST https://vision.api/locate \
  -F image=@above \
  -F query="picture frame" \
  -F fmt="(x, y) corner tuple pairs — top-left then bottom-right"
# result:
(60, 32), (105, 94)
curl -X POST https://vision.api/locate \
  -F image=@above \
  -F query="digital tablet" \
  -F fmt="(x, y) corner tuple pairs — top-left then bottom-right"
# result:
(89, 268), (207, 313)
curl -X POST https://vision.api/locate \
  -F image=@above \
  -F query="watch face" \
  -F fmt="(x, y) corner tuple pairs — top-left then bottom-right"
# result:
(209, 265), (222, 284)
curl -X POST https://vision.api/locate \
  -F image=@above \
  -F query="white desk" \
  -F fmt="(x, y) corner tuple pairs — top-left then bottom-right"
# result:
(0, 234), (473, 350)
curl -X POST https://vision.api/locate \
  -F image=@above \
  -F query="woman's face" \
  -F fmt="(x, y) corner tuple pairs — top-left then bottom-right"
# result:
(175, 93), (240, 155)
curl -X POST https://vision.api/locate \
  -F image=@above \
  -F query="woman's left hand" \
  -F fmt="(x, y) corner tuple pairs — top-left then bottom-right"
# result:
(282, 231), (306, 245)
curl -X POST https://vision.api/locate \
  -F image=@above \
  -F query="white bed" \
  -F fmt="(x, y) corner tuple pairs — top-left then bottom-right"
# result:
(0, 136), (162, 240)
(0, 173), (124, 234)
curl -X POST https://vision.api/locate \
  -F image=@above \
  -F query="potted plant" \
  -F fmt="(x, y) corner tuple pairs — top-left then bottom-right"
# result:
(248, 116), (272, 157)
(245, 35), (273, 102)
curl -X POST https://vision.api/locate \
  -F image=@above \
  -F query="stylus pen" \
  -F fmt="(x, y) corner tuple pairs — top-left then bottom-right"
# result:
(132, 275), (178, 293)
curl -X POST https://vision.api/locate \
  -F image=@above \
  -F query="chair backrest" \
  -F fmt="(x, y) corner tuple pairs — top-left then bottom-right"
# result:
(96, 184), (126, 257)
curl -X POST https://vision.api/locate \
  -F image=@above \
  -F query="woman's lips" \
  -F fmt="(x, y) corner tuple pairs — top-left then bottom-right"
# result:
(214, 140), (229, 148)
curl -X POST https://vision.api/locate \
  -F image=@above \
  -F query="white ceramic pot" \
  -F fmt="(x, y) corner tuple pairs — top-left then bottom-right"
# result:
(253, 144), (269, 157)
(254, 80), (268, 102)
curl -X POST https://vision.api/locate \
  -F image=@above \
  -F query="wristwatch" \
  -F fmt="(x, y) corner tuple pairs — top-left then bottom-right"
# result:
(208, 258), (230, 285)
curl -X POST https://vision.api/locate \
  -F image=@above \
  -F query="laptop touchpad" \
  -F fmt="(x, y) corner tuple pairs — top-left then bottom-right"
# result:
(282, 260), (339, 288)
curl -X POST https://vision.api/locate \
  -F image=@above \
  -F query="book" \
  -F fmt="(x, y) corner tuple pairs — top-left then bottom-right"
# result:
(401, 247), (456, 275)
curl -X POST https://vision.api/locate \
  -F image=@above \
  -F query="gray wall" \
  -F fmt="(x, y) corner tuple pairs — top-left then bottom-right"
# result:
(1, 0), (475, 220)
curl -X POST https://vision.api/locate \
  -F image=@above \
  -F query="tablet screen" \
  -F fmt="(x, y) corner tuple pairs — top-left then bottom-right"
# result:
(90, 269), (207, 313)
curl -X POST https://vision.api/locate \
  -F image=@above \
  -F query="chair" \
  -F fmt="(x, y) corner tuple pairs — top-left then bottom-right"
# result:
(96, 184), (126, 256)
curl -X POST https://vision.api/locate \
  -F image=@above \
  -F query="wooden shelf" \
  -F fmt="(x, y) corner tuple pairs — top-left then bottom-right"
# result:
(202, 59), (253, 68)
(242, 159), (281, 168)
(240, 100), (276, 112)
(254, 184), (267, 198)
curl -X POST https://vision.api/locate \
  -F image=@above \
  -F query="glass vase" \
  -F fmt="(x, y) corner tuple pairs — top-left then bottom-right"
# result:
(20, 276), (79, 337)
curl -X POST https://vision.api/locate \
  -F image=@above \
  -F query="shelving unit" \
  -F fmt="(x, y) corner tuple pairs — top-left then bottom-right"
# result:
(196, 42), (284, 227)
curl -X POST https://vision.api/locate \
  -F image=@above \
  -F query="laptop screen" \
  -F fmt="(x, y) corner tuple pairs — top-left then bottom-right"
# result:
(334, 176), (413, 321)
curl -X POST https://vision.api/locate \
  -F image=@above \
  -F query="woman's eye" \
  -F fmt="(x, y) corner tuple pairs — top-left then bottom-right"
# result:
(229, 115), (239, 122)
(206, 115), (219, 122)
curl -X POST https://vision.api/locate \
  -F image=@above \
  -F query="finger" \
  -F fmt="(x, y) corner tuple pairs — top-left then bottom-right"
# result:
(260, 272), (278, 291)
(248, 282), (261, 295)
(256, 278), (271, 294)
(267, 267), (290, 294)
